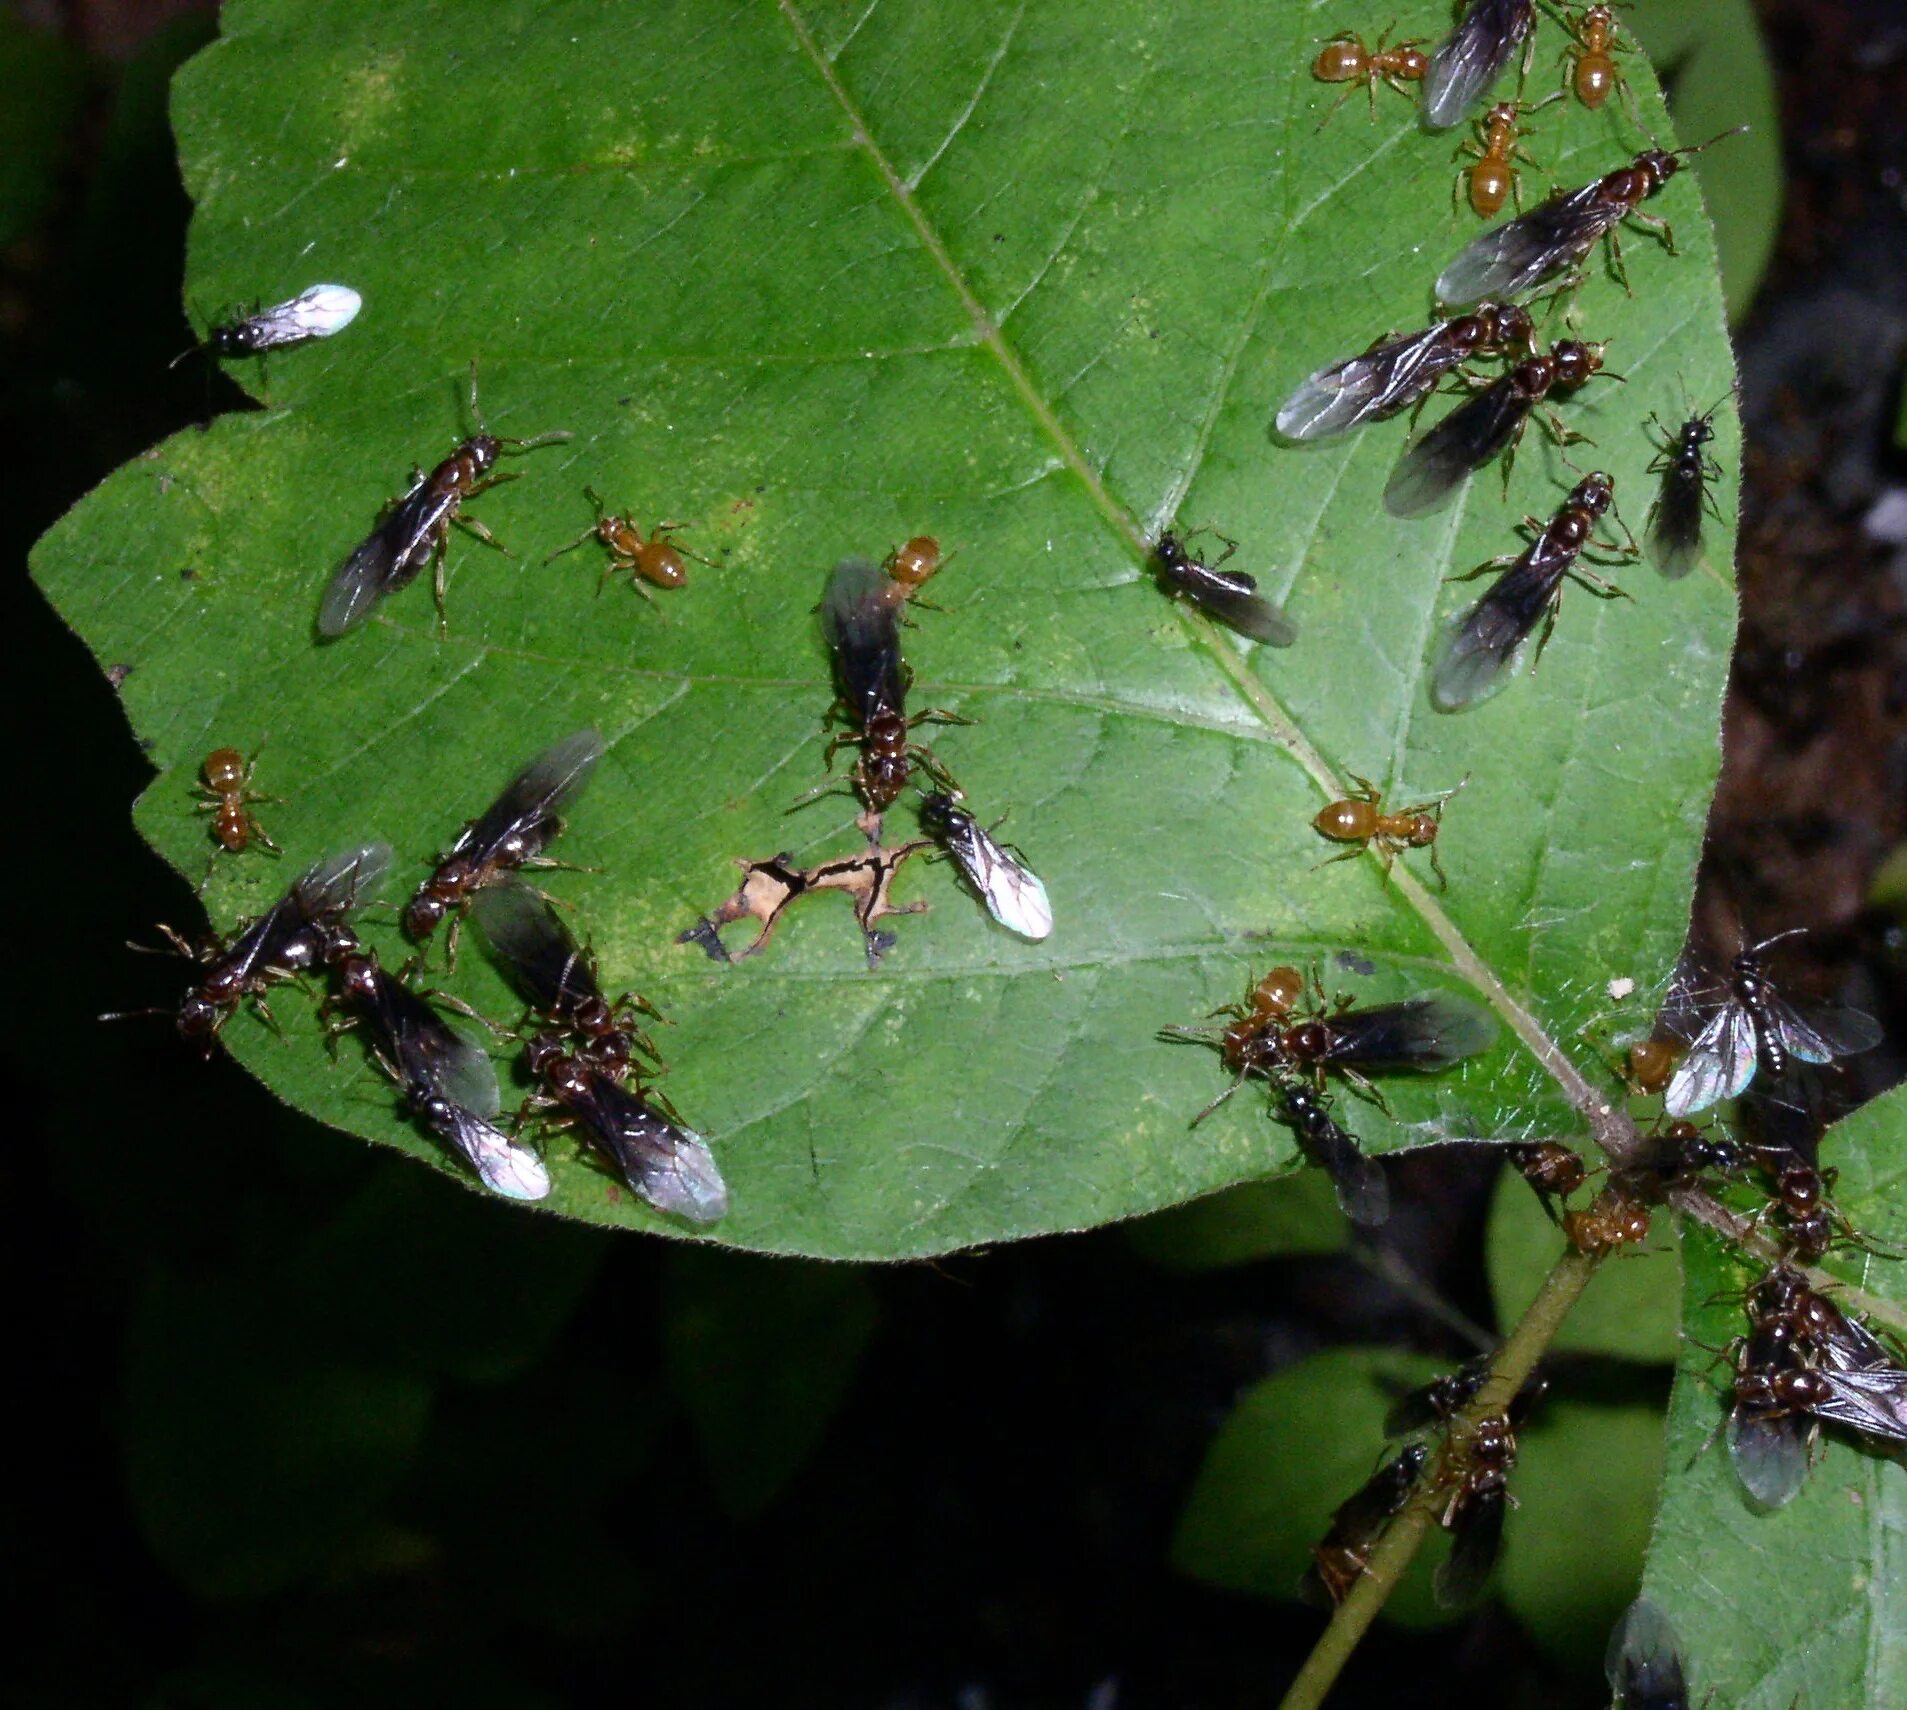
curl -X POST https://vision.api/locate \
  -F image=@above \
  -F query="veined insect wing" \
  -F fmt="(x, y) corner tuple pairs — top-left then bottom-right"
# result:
(1383, 376), (1529, 518)
(1422, 0), (1535, 131)
(462, 727), (606, 857)
(1430, 549), (1563, 711)
(1433, 1481), (1506, 1606)
(1662, 1003), (1758, 1117)
(471, 880), (603, 1016)
(1305, 1115), (1390, 1227)
(1275, 322), (1454, 441)
(1765, 992), (1884, 1065)
(1322, 991), (1499, 1071)
(1604, 1599), (1690, 1710)
(922, 795), (1054, 941)
(1726, 1404), (1811, 1509)
(1157, 539), (1297, 646)
(821, 555), (907, 721)
(425, 1100), (551, 1202)
(596, 1078), (729, 1224)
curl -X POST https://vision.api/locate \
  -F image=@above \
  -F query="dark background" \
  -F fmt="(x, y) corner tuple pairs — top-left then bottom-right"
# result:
(6, 3), (1906, 1706)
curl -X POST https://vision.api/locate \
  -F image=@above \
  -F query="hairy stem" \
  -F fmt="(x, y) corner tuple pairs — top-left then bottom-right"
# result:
(1277, 1247), (1602, 1710)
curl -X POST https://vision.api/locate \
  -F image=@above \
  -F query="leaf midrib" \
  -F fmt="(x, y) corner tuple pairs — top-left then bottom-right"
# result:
(777, 0), (1618, 1146)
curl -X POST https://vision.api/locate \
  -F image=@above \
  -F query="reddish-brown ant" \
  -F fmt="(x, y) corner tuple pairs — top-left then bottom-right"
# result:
(1312, 774), (1465, 889)
(194, 745), (282, 861)
(1455, 101), (1542, 219)
(1312, 26), (1429, 125)
(1558, 4), (1631, 112)
(1562, 1178), (1653, 1256)
(1506, 1139), (1588, 1223)
(544, 487), (706, 606)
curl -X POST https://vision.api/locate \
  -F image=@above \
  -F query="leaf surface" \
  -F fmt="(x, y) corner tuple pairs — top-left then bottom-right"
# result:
(35, 0), (1738, 1256)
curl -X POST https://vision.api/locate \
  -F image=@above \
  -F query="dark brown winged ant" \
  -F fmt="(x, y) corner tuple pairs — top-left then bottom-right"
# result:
(1301, 1443), (1430, 1606)
(317, 364), (570, 638)
(1506, 1139), (1588, 1223)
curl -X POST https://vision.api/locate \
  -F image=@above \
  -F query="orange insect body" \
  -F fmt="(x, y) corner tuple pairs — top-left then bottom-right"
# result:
(546, 486), (697, 601)
(1457, 102), (1538, 220)
(1313, 774), (1462, 888)
(1626, 1038), (1680, 1095)
(1312, 28), (1428, 124)
(194, 745), (280, 857)
(1563, 1181), (1652, 1256)
(885, 535), (943, 591)
(1562, 5), (1627, 110)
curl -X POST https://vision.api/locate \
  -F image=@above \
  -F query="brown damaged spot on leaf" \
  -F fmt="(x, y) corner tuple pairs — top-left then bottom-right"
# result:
(678, 839), (933, 969)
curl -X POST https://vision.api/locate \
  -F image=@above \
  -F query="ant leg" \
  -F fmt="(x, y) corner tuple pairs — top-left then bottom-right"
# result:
(431, 534), (451, 639)
(1627, 208), (1676, 254)
(1189, 1074), (1249, 1129)
(1428, 838), (1448, 892)
(1309, 845), (1368, 874)
(1445, 550), (1523, 585)
(454, 513), (514, 558)
(543, 526), (600, 567)
(910, 706), (975, 729)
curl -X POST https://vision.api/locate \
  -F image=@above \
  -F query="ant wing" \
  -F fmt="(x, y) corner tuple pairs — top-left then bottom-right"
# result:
(1726, 1406), (1811, 1509)
(1807, 1368), (1907, 1444)
(1604, 1599), (1688, 1710)
(471, 881), (603, 1016)
(373, 978), (503, 1119)
(1422, 0), (1535, 131)
(294, 841), (394, 919)
(265, 283), (362, 344)
(1663, 1003), (1757, 1117)
(821, 555), (907, 723)
(318, 486), (438, 637)
(1297, 1113), (1390, 1227)
(1159, 554), (1298, 646)
(1433, 1484), (1505, 1607)
(587, 1077), (729, 1224)
(1384, 1363), (1488, 1437)
(1435, 179), (1610, 304)
(1384, 375), (1529, 519)
(1322, 993), (1499, 1071)
(943, 817), (1054, 941)
(454, 728), (606, 864)
(1646, 471), (1706, 580)
(1766, 995), (1883, 1066)
(1275, 323), (1464, 442)
(424, 1102), (551, 1201)
(1430, 549), (1565, 713)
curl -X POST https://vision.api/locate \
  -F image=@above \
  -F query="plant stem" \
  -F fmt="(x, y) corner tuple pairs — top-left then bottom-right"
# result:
(1276, 1247), (1602, 1710)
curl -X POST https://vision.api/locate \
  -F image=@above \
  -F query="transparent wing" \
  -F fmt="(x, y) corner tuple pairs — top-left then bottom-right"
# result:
(1274, 324), (1459, 441)
(428, 1104), (550, 1202)
(587, 1078), (730, 1224)
(1807, 1368), (1907, 1443)
(820, 555), (906, 721)
(1663, 1003), (1758, 1117)
(294, 840), (395, 920)
(471, 881), (601, 1015)
(951, 821), (1055, 940)
(1161, 556), (1297, 646)
(1322, 993), (1500, 1071)
(1727, 1407), (1811, 1509)
(377, 980), (502, 1118)
(1433, 1486), (1505, 1607)
(1645, 474), (1705, 580)
(1299, 1116), (1390, 1228)
(1383, 378), (1529, 519)
(1434, 181), (1611, 304)
(457, 727), (606, 859)
(1765, 995), (1884, 1065)
(1422, 0), (1534, 130)
(1604, 1599), (1688, 1710)
(317, 486), (438, 638)
(273, 283), (362, 342)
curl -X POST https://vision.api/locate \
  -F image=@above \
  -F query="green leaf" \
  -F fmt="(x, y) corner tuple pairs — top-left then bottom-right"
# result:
(1486, 1161), (1681, 1360)
(33, 0), (1737, 1257)
(1127, 1170), (1348, 1268)
(1625, 0), (1783, 322)
(1171, 1347), (1450, 1628)
(663, 1249), (877, 1517)
(1642, 1085), (1907, 1708)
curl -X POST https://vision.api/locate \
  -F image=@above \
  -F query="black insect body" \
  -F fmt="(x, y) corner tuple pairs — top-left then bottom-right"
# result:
(1153, 531), (1297, 646)
(1645, 405), (1725, 579)
(471, 881), (662, 1080)
(523, 1036), (728, 1224)
(404, 727), (605, 958)
(1301, 1443), (1430, 1606)
(1436, 133), (1745, 304)
(816, 556), (967, 815)
(918, 792), (1054, 941)
(1605, 1599), (1691, 1710)
(1386, 1359), (1490, 1438)
(1275, 301), (1534, 442)
(1422, 0), (1536, 131)
(1384, 338), (1607, 519)
(318, 370), (570, 638)
(104, 841), (391, 1047)
(187, 283), (361, 361)
(1663, 930), (1882, 1118)
(1276, 1080), (1390, 1227)
(326, 935), (549, 1201)
(1430, 470), (1634, 712)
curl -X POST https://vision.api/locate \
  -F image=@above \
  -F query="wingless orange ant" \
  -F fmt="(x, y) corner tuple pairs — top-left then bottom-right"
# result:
(544, 487), (708, 606)
(1312, 27), (1429, 126)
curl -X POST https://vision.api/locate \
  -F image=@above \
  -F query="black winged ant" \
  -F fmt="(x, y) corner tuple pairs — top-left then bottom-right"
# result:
(1434, 1408), (1519, 1606)
(1662, 929), (1882, 1118)
(1300, 1443), (1429, 1606)
(1436, 129), (1749, 305)
(178, 283), (361, 363)
(404, 727), (604, 962)
(318, 365), (570, 638)
(1153, 530), (1297, 646)
(1384, 338), (1609, 520)
(918, 791), (1054, 941)
(1605, 1599), (1693, 1710)
(1430, 470), (1636, 711)
(543, 487), (705, 605)
(1276, 301), (1533, 442)
(1458, 101), (1543, 219)
(194, 745), (282, 861)
(1275, 1080), (1391, 1227)
(1644, 401), (1725, 580)
(1312, 773), (1465, 889)
(1311, 26), (1429, 125)
(102, 841), (391, 1050)
(471, 880), (665, 1081)
(1422, 0), (1537, 132)
(321, 931), (549, 1201)
(806, 555), (968, 819)
(520, 1035), (728, 1224)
